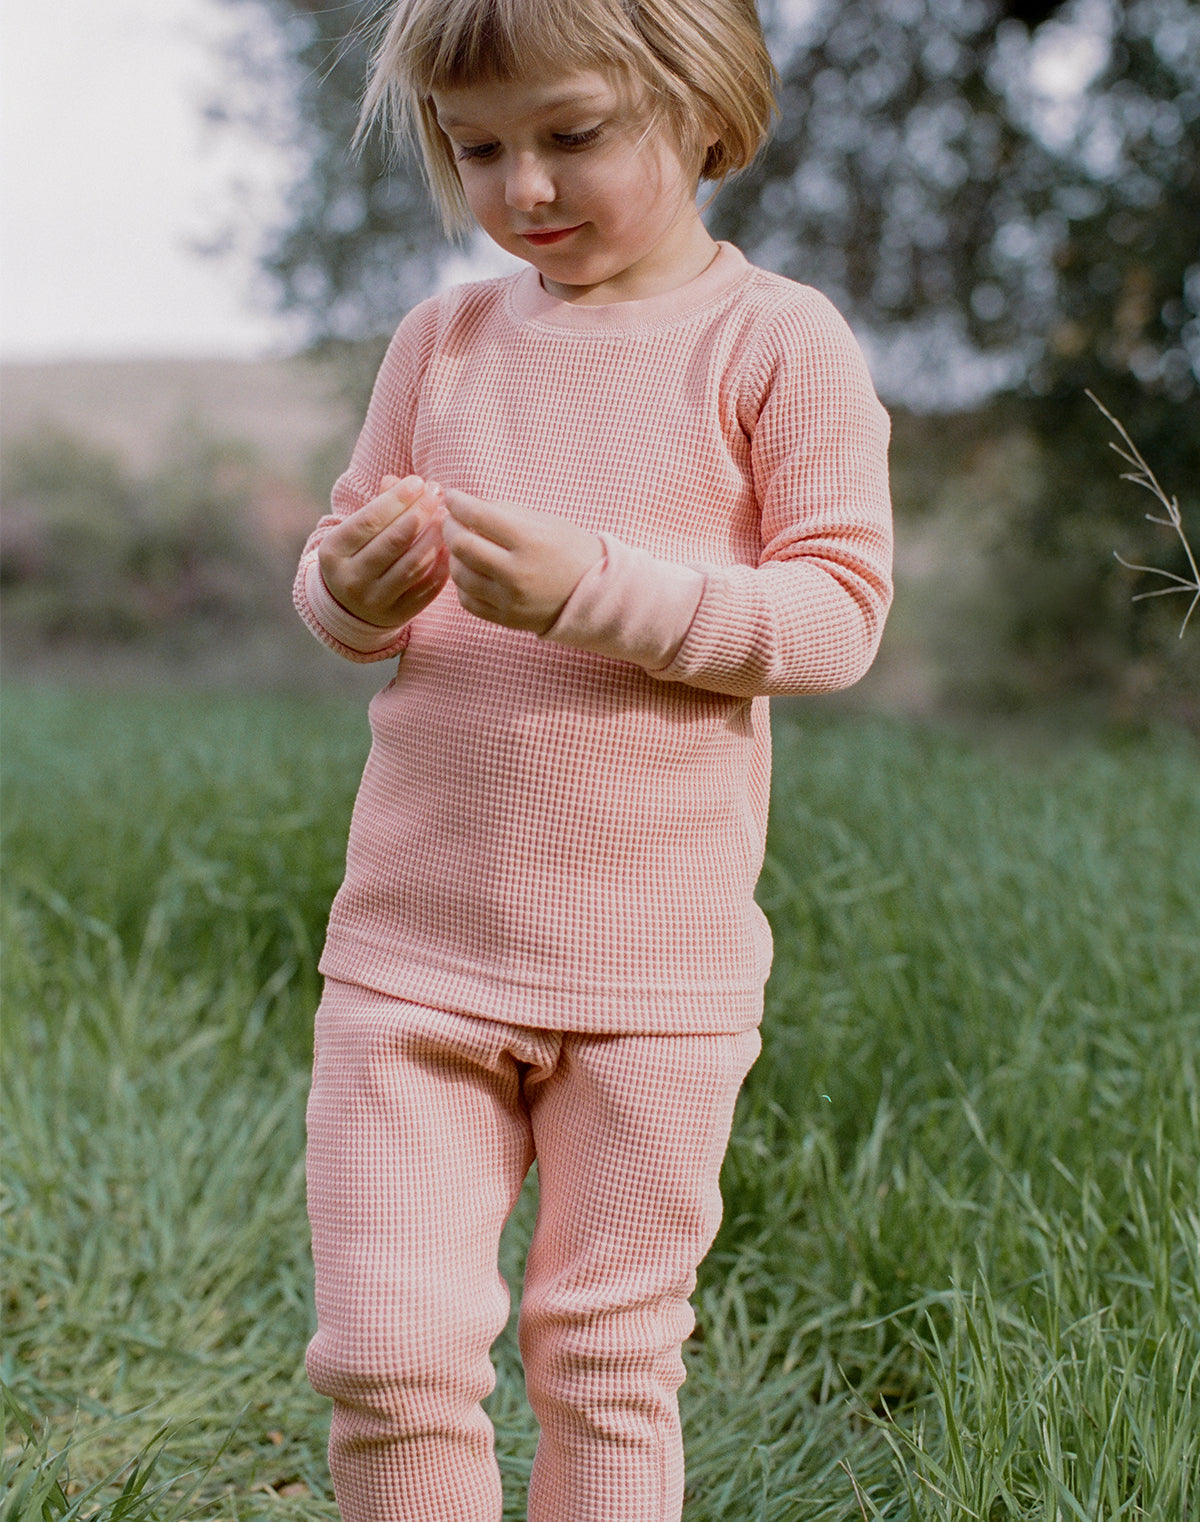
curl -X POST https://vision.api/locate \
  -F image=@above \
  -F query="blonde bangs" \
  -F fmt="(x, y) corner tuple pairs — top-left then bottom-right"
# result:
(358, 0), (778, 235)
(419, 0), (642, 90)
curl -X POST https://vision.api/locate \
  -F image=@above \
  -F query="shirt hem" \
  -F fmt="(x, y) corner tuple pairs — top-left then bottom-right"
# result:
(317, 938), (766, 1036)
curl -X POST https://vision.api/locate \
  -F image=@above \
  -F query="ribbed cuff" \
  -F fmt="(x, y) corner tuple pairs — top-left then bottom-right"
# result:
(544, 533), (705, 671)
(305, 561), (410, 657)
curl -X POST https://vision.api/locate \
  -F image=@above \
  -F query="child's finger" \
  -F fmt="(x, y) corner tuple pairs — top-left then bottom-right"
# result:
(337, 480), (436, 556)
(447, 554), (496, 608)
(441, 520), (514, 584)
(443, 489), (524, 551)
(373, 516), (448, 601)
(359, 503), (447, 584)
(381, 473), (422, 494)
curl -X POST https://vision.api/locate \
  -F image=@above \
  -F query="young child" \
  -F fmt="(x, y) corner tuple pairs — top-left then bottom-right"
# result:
(294, 1), (893, 1517)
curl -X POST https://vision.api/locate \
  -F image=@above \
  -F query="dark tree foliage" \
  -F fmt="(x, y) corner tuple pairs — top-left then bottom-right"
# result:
(727, 0), (1197, 404)
(213, 0), (1198, 705)
(1003, 0), (1069, 23)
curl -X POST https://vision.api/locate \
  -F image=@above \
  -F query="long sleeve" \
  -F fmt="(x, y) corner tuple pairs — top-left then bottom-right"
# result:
(546, 293), (892, 696)
(292, 298), (440, 663)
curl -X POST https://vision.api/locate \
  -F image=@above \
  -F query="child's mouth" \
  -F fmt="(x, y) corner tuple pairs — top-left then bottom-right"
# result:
(521, 225), (583, 246)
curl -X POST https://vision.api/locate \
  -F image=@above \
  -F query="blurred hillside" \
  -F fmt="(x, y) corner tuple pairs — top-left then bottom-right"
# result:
(2, 355), (1196, 727)
(2, 357), (351, 479)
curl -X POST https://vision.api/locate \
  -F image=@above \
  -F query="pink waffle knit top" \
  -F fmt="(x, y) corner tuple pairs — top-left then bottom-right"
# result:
(295, 242), (893, 1034)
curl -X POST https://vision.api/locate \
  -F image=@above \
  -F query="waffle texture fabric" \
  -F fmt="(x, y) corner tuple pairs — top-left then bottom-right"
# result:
(294, 241), (893, 1035)
(305, 979), (761, 1522)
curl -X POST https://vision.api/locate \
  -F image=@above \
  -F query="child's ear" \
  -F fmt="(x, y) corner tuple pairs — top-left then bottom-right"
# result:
(694, 111), (723, 182)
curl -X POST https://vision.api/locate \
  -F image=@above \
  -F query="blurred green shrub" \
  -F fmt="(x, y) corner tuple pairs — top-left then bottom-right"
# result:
(0, 423), (273, 650)
(990, 391), (1200, 703)
(888, 401), (1200, 727)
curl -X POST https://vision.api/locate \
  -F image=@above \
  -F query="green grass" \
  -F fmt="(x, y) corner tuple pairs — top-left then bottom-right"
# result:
(3, 685), (1198, 1519)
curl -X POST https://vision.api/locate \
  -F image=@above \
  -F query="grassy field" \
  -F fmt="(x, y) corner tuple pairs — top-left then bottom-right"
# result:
(2, 685), (1198, 1519)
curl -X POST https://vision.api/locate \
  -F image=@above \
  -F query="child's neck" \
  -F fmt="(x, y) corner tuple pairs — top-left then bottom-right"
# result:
(541, 223), (720, 306)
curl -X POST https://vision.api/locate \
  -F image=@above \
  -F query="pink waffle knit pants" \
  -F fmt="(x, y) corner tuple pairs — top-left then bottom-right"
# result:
(305, 979), (760, 1522)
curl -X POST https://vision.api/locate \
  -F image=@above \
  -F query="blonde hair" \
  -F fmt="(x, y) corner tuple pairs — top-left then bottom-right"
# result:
(357, 0), (778, 234)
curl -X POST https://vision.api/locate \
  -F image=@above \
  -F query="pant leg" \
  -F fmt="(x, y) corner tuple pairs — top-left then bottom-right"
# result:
(519, 1026), (761, 1522)
(304, 980), (544, 1522)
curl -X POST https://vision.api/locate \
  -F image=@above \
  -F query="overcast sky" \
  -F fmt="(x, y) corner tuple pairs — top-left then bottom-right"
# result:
(1, 0), (298, 362)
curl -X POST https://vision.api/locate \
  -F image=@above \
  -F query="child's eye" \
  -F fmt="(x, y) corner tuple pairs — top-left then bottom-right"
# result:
(453, 125), (604, 163)
(554, 126), (604, 150)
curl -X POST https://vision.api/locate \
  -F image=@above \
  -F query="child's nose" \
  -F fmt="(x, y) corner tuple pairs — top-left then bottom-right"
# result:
(505, 152), (555, 211)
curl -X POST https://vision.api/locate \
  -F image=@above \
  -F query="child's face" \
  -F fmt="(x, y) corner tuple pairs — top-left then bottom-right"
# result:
(432, 70), (717, 305)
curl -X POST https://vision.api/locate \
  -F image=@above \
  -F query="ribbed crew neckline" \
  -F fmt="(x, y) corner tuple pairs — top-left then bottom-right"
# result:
(507, 240), (752, 331)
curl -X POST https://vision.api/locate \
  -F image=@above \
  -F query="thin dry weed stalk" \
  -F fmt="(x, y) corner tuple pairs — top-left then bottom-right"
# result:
(1090, 389), (1200, 638)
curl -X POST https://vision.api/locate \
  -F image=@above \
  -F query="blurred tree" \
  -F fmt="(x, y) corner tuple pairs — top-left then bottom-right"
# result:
(212, 0), (1198, 708)
(987, 1), (1200, 701)
(207, 0), (445, 351)
(727, 0), (1199, 704)
(730, 0), (1197, 405)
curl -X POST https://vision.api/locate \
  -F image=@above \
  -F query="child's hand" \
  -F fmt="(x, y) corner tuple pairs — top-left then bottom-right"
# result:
(442, 490), (604, 635)
(318, 475), (450, 628)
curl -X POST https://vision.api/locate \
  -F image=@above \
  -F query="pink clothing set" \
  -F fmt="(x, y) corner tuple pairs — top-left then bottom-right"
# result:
(296, 242), (893, 1519)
